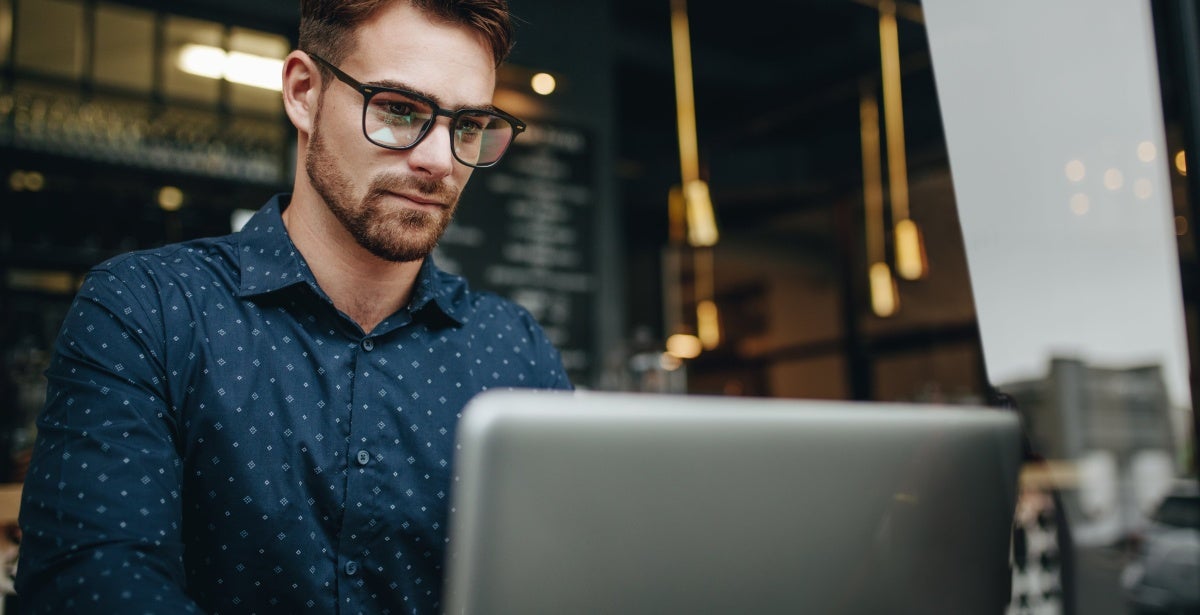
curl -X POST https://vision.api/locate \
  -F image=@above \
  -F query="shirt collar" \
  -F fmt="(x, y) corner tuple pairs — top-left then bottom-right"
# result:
(234, 194), (471, 326)
(235, 194), (311, 297)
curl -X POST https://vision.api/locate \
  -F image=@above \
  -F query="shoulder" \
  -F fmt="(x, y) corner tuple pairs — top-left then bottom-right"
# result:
(446, 276), (551, 346)
(421, 264), (538, 331)
(461, 288), (540, 330)
(421, 263), (571, 388)
(459, 288), (572, 389)
(88, 235), (240, 296)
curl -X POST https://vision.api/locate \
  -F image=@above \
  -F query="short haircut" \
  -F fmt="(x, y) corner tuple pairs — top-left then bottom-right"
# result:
(299, 0), (513, 71)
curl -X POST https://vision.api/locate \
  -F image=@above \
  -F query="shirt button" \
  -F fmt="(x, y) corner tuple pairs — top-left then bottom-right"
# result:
(361, 338), (374, 352)
(356, 449), (370, 466)
(345, 560), (359, 576)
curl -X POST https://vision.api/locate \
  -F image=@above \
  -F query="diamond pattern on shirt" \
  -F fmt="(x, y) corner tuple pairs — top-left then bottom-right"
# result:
(17, 195), (572, 615)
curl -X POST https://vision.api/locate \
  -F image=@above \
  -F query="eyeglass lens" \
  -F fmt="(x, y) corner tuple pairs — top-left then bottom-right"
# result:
(365, 90), (515, 166)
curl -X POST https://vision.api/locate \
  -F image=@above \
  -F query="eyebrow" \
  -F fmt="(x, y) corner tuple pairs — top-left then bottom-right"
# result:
(367, 78), (499, 113)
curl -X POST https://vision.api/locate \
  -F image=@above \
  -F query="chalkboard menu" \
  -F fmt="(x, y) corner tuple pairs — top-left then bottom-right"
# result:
(434, 123), (596, 385)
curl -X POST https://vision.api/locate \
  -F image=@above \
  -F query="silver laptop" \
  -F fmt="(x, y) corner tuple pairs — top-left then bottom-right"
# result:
(443, 390), (1022, 615)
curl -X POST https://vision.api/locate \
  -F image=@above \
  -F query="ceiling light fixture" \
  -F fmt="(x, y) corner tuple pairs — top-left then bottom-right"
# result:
(177, 44), (283, 91)
(879, 0), (927, 281)
(530, 72), (556, 95)
(665, 0), (722, 360)
(860, 87), (898, 317)
(666, 333), (703, 360)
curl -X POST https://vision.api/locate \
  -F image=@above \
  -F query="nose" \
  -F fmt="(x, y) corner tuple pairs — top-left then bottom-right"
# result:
(405, 118), (457, 179)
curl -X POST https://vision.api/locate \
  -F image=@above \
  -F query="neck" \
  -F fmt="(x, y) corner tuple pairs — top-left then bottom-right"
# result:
(282, 193), (423, 335)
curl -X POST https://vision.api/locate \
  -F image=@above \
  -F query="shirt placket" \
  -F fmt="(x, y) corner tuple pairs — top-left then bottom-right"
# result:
(337, 315), (411, 611)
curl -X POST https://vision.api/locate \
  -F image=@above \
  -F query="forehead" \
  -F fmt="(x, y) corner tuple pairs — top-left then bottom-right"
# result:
(344, 2), (497, 108)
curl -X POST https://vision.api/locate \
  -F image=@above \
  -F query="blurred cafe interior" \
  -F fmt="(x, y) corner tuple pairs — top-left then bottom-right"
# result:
(0, 0), (1198, 613)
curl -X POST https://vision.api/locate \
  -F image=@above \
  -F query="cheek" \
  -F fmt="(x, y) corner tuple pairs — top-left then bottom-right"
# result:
(318, 99), (369, 157)
(452, 166), (475, 190)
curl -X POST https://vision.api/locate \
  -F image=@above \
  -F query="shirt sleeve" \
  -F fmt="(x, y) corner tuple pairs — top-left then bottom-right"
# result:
(516, 306), (574, 391)
(15, 267), (201, 614)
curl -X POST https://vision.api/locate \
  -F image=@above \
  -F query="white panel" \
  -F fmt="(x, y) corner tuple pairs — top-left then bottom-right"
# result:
(15, 0), (84, 78)
(228, 27), (287, 114)
(923, 1), (1191, 424)
(0, 0), (12, 66)
(164, 15), (222, 104)
(95, 3), (154, 92)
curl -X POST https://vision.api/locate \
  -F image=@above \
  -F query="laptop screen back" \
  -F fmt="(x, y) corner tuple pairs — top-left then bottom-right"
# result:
(444, 390), (1022, 615)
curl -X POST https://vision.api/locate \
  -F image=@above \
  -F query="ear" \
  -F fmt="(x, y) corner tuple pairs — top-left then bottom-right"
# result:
(282, 50), (321, 138)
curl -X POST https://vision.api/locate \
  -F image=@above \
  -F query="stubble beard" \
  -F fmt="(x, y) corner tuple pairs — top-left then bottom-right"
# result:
(306, 107), (461, 263)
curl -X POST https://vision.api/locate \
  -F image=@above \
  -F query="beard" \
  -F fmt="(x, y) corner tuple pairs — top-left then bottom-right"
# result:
(306, 107), (461, 263)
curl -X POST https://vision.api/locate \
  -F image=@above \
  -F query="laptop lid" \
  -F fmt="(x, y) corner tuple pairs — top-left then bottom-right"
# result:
(444, 390), (1022, 615)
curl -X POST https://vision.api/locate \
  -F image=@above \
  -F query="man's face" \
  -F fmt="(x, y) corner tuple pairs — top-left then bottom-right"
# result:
(306, 2), (497, 263)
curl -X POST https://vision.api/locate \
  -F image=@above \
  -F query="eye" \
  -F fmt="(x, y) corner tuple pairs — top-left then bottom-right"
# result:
(456, 119), (484, 142)
(369, 91), (430, 127)
(374, 102), (417, 127)
(384, 102), (415, 118)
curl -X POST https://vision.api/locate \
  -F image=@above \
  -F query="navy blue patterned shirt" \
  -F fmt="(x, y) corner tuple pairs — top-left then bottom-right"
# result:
(16, 194), (572, 614)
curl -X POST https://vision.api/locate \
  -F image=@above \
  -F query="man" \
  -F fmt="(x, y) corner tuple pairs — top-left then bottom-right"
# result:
(15, 1), (571, 612)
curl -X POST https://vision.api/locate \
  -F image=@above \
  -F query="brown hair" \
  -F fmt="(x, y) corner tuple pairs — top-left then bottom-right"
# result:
(299, 0), (513, 69)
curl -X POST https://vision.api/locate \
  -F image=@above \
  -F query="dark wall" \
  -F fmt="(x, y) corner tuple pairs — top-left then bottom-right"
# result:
(485, 0), (622, 385)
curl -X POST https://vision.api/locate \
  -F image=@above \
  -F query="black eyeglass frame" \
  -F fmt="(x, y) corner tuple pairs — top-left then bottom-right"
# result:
(306, 52), (527, 168)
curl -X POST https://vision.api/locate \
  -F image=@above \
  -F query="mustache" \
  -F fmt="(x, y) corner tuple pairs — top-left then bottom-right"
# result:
(365, 174), (458, 206)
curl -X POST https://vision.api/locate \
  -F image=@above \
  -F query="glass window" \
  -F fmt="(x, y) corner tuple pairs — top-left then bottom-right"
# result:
(94, 3), (153, 93)
(923, 1), (1197, 612)
(15, 0), (84, 79)
(163, 15), (221, 104)
(228, 27), (287, 115)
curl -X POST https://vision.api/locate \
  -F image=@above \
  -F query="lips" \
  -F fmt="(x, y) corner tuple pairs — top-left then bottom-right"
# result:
(389, 191), (446, 209)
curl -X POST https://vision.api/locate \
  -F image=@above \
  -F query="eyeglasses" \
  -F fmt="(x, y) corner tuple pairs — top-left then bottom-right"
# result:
(307, 53), (526, 168)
